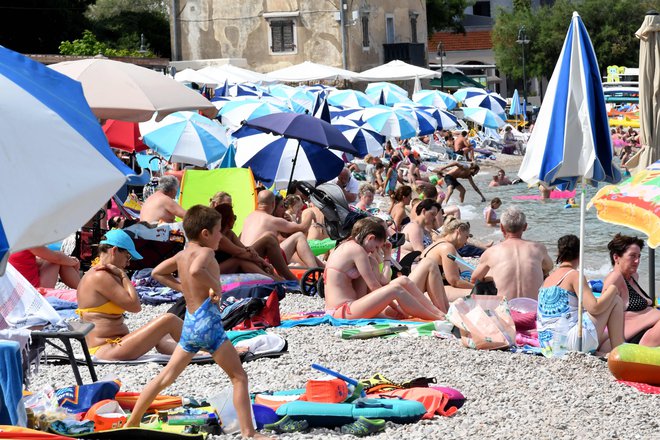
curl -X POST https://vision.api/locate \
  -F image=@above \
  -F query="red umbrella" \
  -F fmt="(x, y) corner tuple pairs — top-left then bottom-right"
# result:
(102, 119), (148, 152)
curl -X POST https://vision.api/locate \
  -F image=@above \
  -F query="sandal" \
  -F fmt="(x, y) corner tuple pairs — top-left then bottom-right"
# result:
(340, 417), (386, 437)
(263, 415), (309, 433)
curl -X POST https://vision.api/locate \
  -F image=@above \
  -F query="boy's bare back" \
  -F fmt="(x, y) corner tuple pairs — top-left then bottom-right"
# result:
(176, 242), (222, 314)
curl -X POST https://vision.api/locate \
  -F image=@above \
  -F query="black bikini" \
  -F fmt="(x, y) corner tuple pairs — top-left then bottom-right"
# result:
(625, 277), (652, 312)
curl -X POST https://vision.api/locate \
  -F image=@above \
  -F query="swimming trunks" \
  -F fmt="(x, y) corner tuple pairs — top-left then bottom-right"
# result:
(443, 174), (463, 189)
(179, 297), (229, 354)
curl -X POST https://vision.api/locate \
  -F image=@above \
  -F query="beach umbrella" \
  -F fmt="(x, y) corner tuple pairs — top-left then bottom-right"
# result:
(412, 89), (458, 110)
(464, 92), (507, 117)
(268, 85), (316, 113)
(417, 106), (459, 130)
(365, 82), (412, 107)
(139, 112), (229, 167)
(453, 87), (489, 103)
(243, 112), (357, 189)
(102, 119), (148, 153)
(49, 58), (217, 122)
(216, 82), (266, 98)
(327, 89), (375, 108)
(518, 12), (622, 350)
(392, 104), (438, 135)
(332, 117), (385, 157)
(461, 107), (506, 129)
(217, 99), (290, 130)
(627, 13), (660, 175)
(198, 64), (276, 85)
(0, 46), (131, 274)
(233, 126), (344, 190)
(265, 61), (358, 82)
(509, 89), (523, 117)
(173, 68), (219, 88)
(360, 105), (419, 139)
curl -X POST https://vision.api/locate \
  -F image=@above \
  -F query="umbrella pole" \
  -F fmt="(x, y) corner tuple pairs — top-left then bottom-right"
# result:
(577, 178), (587, 351)
(286, 141), (302, 195)
(650, 248), (656, 306)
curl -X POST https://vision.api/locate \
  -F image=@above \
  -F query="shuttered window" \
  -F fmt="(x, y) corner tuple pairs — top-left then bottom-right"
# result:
(361, 16), (370, 48)
(270, 20), (295, 53)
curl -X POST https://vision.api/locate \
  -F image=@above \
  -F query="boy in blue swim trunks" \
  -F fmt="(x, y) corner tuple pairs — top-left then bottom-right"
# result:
(125, 205), (269, 439)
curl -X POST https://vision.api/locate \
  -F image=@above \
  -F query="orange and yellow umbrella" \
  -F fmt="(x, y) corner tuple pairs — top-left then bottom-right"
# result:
(588, 160), (660, 248)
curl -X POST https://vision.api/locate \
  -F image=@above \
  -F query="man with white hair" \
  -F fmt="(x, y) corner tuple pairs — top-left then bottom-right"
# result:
(140, 175), (187, 224)
(471, 206), (553, 300)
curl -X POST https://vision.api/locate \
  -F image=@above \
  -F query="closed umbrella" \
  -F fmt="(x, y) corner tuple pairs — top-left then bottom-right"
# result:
(49, 58), (217, 122)
(518, 12), (622, 350)
(139, 112), (229, 167)
(627, 13), (660, 175)
(0, 47), (130, 274)
(233, 126), (344, 190)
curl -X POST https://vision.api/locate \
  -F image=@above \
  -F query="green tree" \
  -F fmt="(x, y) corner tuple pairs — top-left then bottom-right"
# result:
(59, 29), (155, 57)
(426, 0), (470, 33)
(493, 0), (660, 83)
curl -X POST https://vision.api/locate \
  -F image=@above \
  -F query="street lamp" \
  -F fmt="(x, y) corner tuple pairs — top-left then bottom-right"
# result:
(138, 33), (147, 55)
(436, 41), (446, 92)
(516, 26), (530, 121)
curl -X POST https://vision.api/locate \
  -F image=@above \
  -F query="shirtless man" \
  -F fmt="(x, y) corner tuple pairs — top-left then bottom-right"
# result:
(241, 190), (322, 268)
(436, 161), (486, 204)
(454, 131), (474, 161)
(140, 175), (186, 224)
(471, 207), (553, 300)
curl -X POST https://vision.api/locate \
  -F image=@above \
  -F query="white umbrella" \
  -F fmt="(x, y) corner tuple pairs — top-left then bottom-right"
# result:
(0, 47), (130, 274)
(358, 60), (440, 81)
(266, 61), (358, 82)
(50, 58), (217, 122)
(198, 64), (276, 85)
(174, 68), (219, 87)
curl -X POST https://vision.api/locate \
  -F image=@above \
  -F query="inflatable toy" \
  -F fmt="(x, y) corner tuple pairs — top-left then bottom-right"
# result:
(512, 190), (576, 200)
(608, 343), (660, 385)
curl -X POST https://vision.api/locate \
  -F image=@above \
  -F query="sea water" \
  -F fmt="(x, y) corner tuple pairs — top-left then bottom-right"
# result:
(459, 169), (659, 295)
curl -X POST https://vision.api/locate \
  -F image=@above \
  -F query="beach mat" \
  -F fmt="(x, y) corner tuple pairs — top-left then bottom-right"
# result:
(617, 380), (660, 394)
(54, 428), (203, 439)
(279, 315), (428, 328)
(43, 353), (214, 366)
(179, 168), (256, 233)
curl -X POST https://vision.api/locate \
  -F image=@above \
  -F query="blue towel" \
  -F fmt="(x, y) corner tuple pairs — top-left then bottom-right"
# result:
(0, 340), (27, 426)
(279, 315), (424, 328)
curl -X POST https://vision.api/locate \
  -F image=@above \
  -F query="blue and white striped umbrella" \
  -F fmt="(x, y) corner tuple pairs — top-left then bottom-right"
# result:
(327, 89), (375, 108)
(217, 98), (290, 130)
(461, 107), (506, 129)
(517, 12), (621, 350)
(509, 89), (524, 117)
(332, 117), (385, 157)
(360, 105), (419, 139)
(0, 46), (131, 274)
(453, 87), (488, 103)
(269, 84), (316, 113)
(216, 81), (265, 98)
(392, 104), (438, 136)
(464, 92), (507, 116)
(365, 81), (408, 98)
(365, 83), (413, 106)
(233, 126), (344, 190)
(140, 111), (229, 167)
(416, 106), (459, 130)
(412, 89), (458, 110)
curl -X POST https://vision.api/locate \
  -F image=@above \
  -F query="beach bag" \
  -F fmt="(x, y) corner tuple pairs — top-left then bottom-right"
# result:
(55, 380), (121, 415)
(446, 295), (516, 350)
(232, 290), (281, 330)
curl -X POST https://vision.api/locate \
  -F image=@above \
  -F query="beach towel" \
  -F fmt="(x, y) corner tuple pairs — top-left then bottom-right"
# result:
(279, 315), (427, 328)
(336, 321), (454, 340)
(0, 264), (61, 330)
(0, 340), (27, 426)
(617, 381), (660, 394)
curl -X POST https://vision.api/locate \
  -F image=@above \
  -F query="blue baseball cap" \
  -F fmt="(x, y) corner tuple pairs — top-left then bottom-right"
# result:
(100, 229), (143, 260)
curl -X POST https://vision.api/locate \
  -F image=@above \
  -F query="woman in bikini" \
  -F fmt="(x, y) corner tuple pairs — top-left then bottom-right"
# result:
(538, 235), (624, 354)
(324, 218), (446, 321)
(76, 229), (183, 360)
(603, 234), (660, 346)
(388, 185), (413, 230)
(421, 217), (474, 301)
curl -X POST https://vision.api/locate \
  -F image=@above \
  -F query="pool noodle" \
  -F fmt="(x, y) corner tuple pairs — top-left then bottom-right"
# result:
(448, 254), (477, 270)
(512, 190), (576, 200)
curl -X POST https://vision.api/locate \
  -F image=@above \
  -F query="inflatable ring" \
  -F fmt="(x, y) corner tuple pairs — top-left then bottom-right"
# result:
(608, 343), (660, 385)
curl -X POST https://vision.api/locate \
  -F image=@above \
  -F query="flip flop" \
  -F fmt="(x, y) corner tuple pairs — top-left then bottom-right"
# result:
(263, 415), (309, 433)
(340, 417), (386, 437)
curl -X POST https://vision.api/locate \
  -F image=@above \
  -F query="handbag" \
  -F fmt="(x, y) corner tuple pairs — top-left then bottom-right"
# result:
(446, 295), (516, 350)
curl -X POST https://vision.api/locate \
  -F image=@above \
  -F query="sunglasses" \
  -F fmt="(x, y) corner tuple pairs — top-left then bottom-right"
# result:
(120, 249), (132, 260)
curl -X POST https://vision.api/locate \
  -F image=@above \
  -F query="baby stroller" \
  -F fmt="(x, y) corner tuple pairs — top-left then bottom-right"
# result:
(291, 182), (367, 296)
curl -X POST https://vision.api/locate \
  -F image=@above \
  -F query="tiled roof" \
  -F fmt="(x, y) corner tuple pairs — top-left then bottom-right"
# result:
(428, 30), (493, 52)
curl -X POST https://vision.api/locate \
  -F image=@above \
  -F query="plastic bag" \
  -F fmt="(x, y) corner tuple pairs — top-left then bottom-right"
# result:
(208, 387), (255, 434)
(447, 295), (516, 350)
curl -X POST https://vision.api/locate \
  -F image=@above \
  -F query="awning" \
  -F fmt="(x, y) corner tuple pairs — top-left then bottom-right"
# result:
(429, 72), (485, 89)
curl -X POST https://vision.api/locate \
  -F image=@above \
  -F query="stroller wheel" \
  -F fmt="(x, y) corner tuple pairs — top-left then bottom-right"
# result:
(300, 268), (323, 296)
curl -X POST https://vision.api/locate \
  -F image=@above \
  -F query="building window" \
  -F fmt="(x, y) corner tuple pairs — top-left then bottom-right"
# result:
(269, 20), (296, 53)
(410, 16), (418, 43)
(473, 1), (491, 17)
(385, 15), (395, 44)
(361, 16), (370, 48)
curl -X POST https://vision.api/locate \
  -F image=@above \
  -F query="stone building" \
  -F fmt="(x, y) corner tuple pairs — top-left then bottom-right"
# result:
(169, 0), (428, 73)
